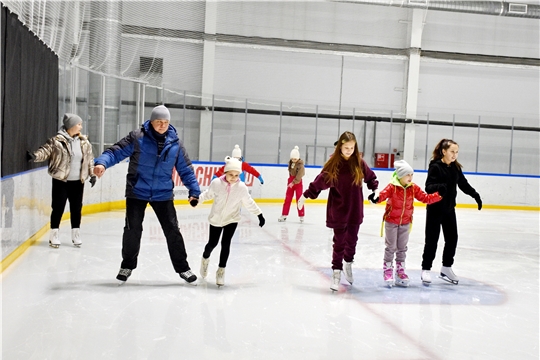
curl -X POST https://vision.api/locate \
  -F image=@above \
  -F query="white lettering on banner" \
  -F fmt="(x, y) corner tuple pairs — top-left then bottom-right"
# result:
(172, 164), (255, 190)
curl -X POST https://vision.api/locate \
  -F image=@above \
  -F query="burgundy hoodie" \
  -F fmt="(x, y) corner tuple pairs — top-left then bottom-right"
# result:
(304, 159), (378, 228)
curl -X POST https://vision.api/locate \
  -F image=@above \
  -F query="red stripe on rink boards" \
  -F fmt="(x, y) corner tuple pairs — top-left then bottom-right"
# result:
(173, 164), (255, 188)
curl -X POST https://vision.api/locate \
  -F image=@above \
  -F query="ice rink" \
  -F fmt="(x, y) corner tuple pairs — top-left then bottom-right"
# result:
(1, 202), (538, 360)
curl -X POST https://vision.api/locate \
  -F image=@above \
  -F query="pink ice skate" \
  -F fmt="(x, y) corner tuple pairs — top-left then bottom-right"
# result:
(395, 261), (410, 287)
(383, 262), (394, 287)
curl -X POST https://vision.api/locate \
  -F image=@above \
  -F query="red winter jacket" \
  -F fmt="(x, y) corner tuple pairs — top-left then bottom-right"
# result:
(378, 173), (442, 225)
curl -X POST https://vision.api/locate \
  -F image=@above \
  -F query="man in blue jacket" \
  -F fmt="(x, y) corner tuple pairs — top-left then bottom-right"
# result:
(94, 105), (201, 285)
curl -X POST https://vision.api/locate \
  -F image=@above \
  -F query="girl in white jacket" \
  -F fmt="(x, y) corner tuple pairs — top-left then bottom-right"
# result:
(199, 156), (266, 286)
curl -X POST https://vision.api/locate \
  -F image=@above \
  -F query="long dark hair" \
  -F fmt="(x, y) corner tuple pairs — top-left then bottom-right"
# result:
(322, 131), (364, 186)
(432, 138), (463, 168)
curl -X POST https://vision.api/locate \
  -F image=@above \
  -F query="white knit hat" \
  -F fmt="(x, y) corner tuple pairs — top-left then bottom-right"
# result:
(224, 156), (242, 173)
(290, 146), (300, 159)
(231, 144), (242, 158)
(394, 160), (413, 179)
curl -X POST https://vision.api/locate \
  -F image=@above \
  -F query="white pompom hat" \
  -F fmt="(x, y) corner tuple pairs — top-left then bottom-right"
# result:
(224, 156), (242, 173)
(290, 146), (300, 159)
(231, 145), (242, 158)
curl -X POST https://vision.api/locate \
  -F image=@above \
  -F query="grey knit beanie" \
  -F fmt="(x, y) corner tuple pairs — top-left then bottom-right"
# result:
(150, 105), (171, 121)
(63, 113), (83, 130)
(394, 160), (414, 179)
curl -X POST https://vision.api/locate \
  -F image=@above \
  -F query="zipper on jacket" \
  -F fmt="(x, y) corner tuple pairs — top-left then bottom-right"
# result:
(399, 186), (407, 225)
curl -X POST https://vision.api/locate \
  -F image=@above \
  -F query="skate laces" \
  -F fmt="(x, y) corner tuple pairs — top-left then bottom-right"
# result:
(181, 270), (195, 278)
(118, 268), (131, 277)
(396, 266), (409, 280)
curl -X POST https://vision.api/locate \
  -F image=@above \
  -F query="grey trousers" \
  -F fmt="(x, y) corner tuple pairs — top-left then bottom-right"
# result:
(384, 222), (411, 263)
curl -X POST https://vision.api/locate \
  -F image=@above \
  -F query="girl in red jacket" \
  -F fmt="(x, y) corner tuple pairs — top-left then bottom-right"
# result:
(369, 160), (442, 287)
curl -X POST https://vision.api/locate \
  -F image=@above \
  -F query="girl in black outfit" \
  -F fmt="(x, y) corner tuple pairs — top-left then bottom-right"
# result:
(421, 139), (482, 285)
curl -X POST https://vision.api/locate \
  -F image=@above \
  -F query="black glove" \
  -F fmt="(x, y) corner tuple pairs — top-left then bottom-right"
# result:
(26, 150), (36, 162)
(438, 184), (447, 196)
(89, 176), (97, 188)
(368, 192), (379, 204)
(189, 197), (199, 207)
(258, 213), (265, 227)
(473, 193), (482, 210)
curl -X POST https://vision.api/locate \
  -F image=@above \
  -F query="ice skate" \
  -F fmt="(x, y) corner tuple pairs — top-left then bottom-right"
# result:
(395, 261), (410, 287)
(343, 261), (353, 284)
(71, 228), (82, 247)
(49, 229), (60, 248)
(421, 270), (432, 285)
(116, 268), (132, 283)
(200, 257), (210, 279)
(278, 215), (287, 222)
(330, 269), (341, 292)
(383, 262), (394, 287)
(216, 267), (225, 287)
(180, 269), (198, 285)
(439, 266), (459, 285)
(299, 217), (304, 223)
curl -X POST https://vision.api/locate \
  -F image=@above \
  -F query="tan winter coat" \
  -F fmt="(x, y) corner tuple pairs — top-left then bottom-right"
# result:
(32, 130), (94, 182)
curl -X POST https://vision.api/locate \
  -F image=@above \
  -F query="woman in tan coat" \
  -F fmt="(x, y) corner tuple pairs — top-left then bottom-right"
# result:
(27, 114), (96, 248)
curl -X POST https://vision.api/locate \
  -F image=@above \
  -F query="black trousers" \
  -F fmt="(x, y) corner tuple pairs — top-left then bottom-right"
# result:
(203, 223), (238, 268)
(121, 197), (190, 273)
(421, 207), (459, 270)
(51, 178), (84, 229)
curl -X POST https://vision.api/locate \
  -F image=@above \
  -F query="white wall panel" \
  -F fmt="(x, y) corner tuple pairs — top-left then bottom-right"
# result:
(423, 11), (540, 58)
(122, 2), (206, 32)
(213, 46), (342, 107)
(341, 56), (406, 115)
(417, 61), (539, 122)
(216, 2), (409, 49)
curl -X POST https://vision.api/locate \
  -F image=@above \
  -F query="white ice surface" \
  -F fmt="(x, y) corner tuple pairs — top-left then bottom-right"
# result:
(1, 203), (538, 360)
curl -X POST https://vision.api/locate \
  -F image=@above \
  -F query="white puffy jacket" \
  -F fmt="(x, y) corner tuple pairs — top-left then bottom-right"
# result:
(199, 176), (262, 227)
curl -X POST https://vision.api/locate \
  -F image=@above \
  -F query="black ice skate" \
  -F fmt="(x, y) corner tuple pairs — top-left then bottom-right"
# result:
(116, 268), (132, 283)
(180, 269), (198, 285)
(439, 266), (459, 285)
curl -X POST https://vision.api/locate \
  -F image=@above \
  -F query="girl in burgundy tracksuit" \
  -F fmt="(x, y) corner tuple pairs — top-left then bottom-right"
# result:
(298, 131), (379, 291)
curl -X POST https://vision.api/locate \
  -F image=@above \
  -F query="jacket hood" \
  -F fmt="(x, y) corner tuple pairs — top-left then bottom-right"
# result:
(142, 120), (179, 142)
(57, 128), (75, 142)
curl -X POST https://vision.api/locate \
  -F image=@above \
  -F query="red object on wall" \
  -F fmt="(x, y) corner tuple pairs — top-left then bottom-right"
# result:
(374, 153), (395, 168)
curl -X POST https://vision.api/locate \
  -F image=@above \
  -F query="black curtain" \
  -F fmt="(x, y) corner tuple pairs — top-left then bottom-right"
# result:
(1, 4), (58, 177)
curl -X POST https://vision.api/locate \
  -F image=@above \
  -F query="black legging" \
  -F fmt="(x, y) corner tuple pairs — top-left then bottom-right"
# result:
(421, 207), (458, 270)
(203, 223), (239, 268)
(50, 178), (84, 229)
(121, 197), (190, 273)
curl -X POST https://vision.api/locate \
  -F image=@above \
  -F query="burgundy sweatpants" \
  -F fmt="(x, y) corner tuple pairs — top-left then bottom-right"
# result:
(331, 224), (360, 270)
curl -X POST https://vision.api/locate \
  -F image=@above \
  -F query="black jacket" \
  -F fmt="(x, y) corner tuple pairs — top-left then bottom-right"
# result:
(425, 159), (478, 211)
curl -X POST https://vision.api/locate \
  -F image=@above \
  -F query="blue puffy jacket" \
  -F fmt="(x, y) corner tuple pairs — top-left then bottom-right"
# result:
(94, 120), (200, 201)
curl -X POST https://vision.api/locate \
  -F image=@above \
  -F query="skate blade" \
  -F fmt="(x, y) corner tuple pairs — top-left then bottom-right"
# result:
(385, 280), (394, 288)
(73, 244), (82, 248)
(421, 280), (431, 286)
(117, 280), (126, 285)
(438, 275), (458, 285)
(395, 281), (409, 287)
(49, 244), (60, 249)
